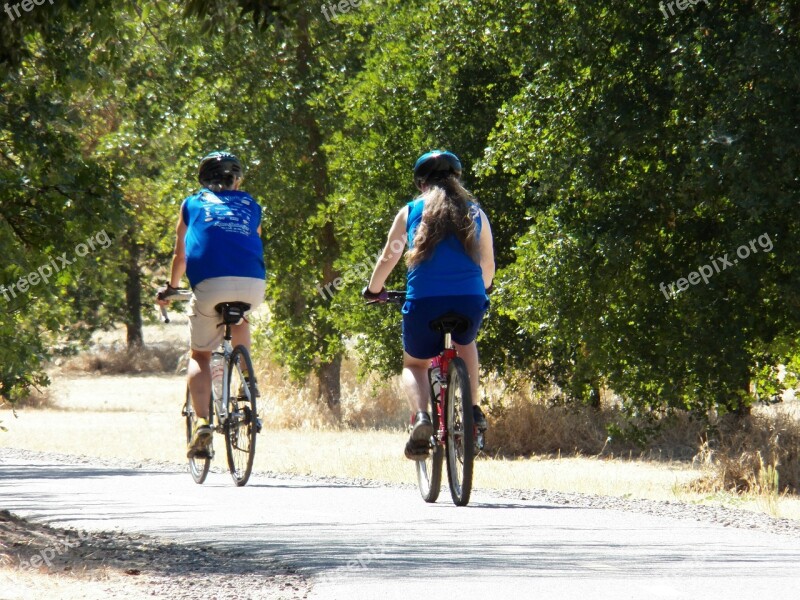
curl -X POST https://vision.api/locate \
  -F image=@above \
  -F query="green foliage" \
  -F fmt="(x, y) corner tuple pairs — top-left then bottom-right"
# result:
(3, 0), (800, 427)
(0, 4), (129, 401)
(1, 1), (209, 400)
(182, 0), (294, 31)
(485, 1), (800, 415)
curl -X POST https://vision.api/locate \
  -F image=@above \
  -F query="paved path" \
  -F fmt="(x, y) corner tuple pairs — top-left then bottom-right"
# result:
(1, 455), (799, 599)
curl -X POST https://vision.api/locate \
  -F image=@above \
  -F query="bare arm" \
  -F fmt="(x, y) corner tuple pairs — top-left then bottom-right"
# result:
(169, 212), (187, 288)
(367, 207), (408, 293)
(479, 209), (495, 289)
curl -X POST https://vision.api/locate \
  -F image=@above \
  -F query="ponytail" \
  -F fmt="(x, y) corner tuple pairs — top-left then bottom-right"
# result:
(405, 176), (480, 268)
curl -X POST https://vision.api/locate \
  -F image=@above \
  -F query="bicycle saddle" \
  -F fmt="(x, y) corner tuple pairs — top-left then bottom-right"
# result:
(428, 311), (471, 335)
(215, 302), (251, 325)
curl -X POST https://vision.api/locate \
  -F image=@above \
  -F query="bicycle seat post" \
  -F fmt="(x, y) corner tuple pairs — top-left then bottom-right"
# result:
(214, 302), (251, 345)
(444, 332), (452, 349)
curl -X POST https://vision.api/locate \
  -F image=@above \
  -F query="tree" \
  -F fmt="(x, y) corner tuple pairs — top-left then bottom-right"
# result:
(326, 0), (531, 380)
(484, 0), (800, 415)
(0, 2), (126, 401)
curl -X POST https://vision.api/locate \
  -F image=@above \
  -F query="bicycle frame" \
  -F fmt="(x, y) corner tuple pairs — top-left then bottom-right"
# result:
(212, 323), (255, 429)
(211, 337), (235, 428)
(430, 332), (457, 446)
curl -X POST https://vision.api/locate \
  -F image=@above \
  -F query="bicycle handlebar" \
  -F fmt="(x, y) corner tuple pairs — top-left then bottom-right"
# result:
(159, 288), (192, 324)
(366, 290), (406, 306)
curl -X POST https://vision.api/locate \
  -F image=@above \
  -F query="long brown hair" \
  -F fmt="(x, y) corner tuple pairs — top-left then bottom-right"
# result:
(405, 175), (480, 268)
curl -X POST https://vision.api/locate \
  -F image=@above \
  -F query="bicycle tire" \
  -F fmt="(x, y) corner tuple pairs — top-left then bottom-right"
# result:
(184, 386), (211, 484)
(416, 369), (444, 503)
(445, 357), (474, 506)
(225, 345), (258, 486)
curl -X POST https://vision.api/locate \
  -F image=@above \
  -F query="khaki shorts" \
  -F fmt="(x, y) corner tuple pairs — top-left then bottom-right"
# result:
(188, 276), (266, 352)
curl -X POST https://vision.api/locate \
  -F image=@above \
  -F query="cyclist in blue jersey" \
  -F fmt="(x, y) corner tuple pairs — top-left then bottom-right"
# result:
(363, 151), (495, 460)
(157, 151), (266, 458)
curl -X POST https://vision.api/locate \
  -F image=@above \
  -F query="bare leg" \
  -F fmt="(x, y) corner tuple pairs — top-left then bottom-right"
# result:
(231, 321), (251, 350)
(188, 350), (212, 419)
(402, 351), (431, 414)
(230, 321), (255, 382)
(453, 341), (480, 406)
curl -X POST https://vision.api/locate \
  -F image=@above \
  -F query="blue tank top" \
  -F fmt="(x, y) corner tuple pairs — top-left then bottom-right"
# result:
(181, 189), (266, 287)
(405, 198), (485, 299)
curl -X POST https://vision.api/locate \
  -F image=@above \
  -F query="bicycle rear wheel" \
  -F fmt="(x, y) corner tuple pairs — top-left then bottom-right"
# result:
(184, 387), (211, 484)
(416, 370), (443, 503)
(445, 357), (474, 506)
(225, 345), (258, 486)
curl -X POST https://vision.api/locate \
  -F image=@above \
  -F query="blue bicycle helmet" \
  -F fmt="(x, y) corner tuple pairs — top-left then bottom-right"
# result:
(413, 150), (462, 190)
(198, 151), (243, 186)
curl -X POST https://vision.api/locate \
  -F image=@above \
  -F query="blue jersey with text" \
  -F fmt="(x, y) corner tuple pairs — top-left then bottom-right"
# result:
(181, 189), (266, 287)
(405, 198), (485, 299)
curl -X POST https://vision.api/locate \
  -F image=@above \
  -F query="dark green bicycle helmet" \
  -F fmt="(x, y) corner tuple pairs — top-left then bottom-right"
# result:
(198, 151), (243, 186)
(413, 150), (462, 190)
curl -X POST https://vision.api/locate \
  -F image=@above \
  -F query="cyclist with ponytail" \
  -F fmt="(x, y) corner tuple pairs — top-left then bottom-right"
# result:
(363, 151), (495, 460)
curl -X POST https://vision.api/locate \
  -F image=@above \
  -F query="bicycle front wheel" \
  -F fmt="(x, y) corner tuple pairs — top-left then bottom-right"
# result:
(416, 369), (443, 503)
(225, 345), (258, 486)
(445, 357), (474, 506)
(184, 386), (211, 484)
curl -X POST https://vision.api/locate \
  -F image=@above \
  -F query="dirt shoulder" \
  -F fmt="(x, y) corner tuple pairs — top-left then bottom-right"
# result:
(0, 509), (308, 600)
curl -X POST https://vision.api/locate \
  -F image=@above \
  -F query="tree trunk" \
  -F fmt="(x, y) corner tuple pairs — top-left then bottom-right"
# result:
(318, 355), (342, 411)
(296, 9), (342, 409)
(588, 383), (601, 409)
(122, 229), (143, 348)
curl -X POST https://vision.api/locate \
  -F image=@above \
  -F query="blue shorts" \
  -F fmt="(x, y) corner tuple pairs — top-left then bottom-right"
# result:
(402, 295), (490, 359)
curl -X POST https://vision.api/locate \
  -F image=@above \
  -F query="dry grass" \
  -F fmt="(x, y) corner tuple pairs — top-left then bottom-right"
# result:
(6, 389), (53, 410)
(476, 374), (800, 498)
(254, 355), (408, 431)
(689, 407), (800, 496)
(59, 344), (188, 376)
(472, 375), (708, 460)
(58, 315), (191, 377)
(480, 375), (609, 456)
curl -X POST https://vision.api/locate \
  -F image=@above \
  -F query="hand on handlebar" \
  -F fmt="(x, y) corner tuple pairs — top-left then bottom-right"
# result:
(362, 285), (388, 303)
(156, 283), (179, 306)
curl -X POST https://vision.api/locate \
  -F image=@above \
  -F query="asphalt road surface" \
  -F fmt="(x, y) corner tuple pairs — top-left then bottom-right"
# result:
(2, 453), (800, 600)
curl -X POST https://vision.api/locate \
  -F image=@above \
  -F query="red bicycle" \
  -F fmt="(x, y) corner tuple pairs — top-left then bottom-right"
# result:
(370, 291), (484, 506)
